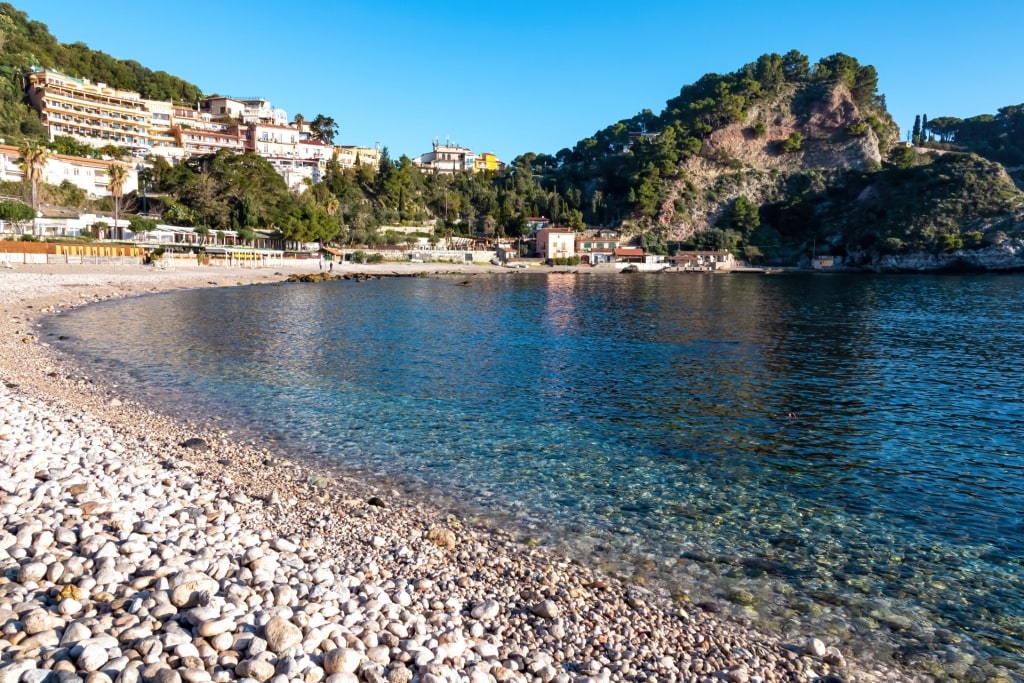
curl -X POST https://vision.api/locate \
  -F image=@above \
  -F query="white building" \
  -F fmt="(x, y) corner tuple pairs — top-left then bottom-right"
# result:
(0, 144), (138, 199)
(413, 141), (476, 174)
(199, 96), (288, 127)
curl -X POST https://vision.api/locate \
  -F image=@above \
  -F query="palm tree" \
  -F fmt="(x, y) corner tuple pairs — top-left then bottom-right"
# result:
(107, 164), (128, 240)
(17, 140), (49, 236)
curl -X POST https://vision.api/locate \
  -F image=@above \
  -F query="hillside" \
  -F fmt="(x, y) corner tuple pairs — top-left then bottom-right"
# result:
(534, 50), (1024, 269)
(0, 3), (202, 143)
(2, 9), (1022, 272)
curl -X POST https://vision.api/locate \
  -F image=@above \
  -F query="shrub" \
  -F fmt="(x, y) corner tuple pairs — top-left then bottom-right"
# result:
(963, 231), (985, 248)
(19, 234), (38, 242)
(847, 122), (868, 137)
(366, 253), (385, 263)
(938, 233), (964, 252)
(350, 250), (367, 263)
(780, 132), (804, 154)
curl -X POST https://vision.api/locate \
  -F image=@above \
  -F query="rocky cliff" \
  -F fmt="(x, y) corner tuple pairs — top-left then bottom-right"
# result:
(655, 84), (893, 241)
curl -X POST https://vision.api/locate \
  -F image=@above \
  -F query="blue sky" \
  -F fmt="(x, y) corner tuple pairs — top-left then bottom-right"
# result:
(14, 1), (1024, 163)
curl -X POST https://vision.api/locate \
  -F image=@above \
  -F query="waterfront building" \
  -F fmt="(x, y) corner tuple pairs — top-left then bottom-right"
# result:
(576, 232), (622, 264)
(535, 227), (577, 261)
(668, 250), (735, 271)
(26, 68), (153, 152)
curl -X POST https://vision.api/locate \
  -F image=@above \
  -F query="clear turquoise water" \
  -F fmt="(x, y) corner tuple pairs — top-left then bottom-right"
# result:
(50, 272), (1024, 677)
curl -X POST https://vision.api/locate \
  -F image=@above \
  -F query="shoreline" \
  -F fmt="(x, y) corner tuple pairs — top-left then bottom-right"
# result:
(0, 262), (918, 683)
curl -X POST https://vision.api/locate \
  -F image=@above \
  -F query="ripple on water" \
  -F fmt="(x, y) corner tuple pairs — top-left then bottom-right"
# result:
(48, 272), (1024, 679)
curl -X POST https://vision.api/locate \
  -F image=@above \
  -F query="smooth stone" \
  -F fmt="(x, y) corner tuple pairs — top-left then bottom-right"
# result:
(77, 644), (110, 672)
(61, 622), (94, 645)
(21, 630), (60, 650)
(322, 648), (361, 675)
(0, 662), (38, 683)
(322, 675), (357, 683)
(386, 667), (412, 683)
(263, 616), (302, 653)
(198, 618), (235, 638)
(22, 670), (55, 683)
(239, 660), (275, 683)
(470, 600), (500, 620)
(530, 600), (560, 619)
(23, 611), (65, 635)
(806, 638), (827, 658)
(18, 562), (48, 583)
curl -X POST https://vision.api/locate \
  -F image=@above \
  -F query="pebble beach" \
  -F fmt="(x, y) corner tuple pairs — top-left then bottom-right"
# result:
(0, 262), (919, 683)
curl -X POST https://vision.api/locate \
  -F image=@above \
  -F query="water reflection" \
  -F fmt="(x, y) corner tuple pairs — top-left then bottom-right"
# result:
(50, 272), (1024, 677)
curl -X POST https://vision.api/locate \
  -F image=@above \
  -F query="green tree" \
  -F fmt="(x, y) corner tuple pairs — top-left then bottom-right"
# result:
(128, 215), (158, 239)
(730, 195), (760, 236)
(309, 114), (337, 144)
(0, 199), (35, 230)
(888, 146), (917, 169)
(49, 135), (94, 158)
(640, 230), (668, 255)
(781, 50), (810, 82)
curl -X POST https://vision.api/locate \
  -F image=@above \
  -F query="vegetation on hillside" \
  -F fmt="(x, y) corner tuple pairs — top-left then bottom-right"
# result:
(753, 153), (1024, 263)
(0, 3), (202, 144)
(2, 6), (1020, 268)
(918, 105), (1024, 167)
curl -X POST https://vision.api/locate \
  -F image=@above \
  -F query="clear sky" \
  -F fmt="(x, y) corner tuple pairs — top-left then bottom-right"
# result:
(13, 1), (1024, 163)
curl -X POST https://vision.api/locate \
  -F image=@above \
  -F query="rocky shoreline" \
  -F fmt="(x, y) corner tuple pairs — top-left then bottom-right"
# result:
(0, 263), (919, 683)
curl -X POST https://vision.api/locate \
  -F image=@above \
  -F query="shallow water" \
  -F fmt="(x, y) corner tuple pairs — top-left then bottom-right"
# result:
(50, 272), (1024, 678)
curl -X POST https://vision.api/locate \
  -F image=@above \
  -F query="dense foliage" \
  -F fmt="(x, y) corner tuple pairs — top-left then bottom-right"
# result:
(921, 105), (1024, 167)
(0, 3), (202, 143)
(3, 10), (1019, 267)
(754, 153), (1024, 263)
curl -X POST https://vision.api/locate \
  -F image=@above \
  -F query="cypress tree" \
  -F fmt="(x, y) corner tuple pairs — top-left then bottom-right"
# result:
(912, 115), (922, 145)
(921, 114), (929, 143)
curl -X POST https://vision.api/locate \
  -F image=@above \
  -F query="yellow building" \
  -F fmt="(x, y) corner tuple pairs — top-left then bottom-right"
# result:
(27, 68), (153, 151)
(334, 145), (380, 169)
(475, 152), (504, 172)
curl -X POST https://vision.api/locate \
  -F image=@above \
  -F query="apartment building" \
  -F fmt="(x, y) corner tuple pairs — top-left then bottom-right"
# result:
(24, 69), (382, 191)
(27, 68), (153, 151)
(413, 140), (502, 174)
(334, 145), (380, 169)
(0, 143), (138, 198)
(475, 152), (504, 173)
(234, 122), (300, 158)
(535, 227), (577, 261)
(413, 142), (476, 174)
(200, 96), (288, 127)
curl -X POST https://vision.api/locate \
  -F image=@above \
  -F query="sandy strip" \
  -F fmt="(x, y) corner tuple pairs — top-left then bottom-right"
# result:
(0, 261), (915, 683)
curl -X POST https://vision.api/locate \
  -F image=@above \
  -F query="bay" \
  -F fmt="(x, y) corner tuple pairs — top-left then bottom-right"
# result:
(49, 271), (1024, 677)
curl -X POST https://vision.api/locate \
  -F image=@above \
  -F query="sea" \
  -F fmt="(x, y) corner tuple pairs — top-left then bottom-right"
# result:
(47, 271), (1024, 680)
